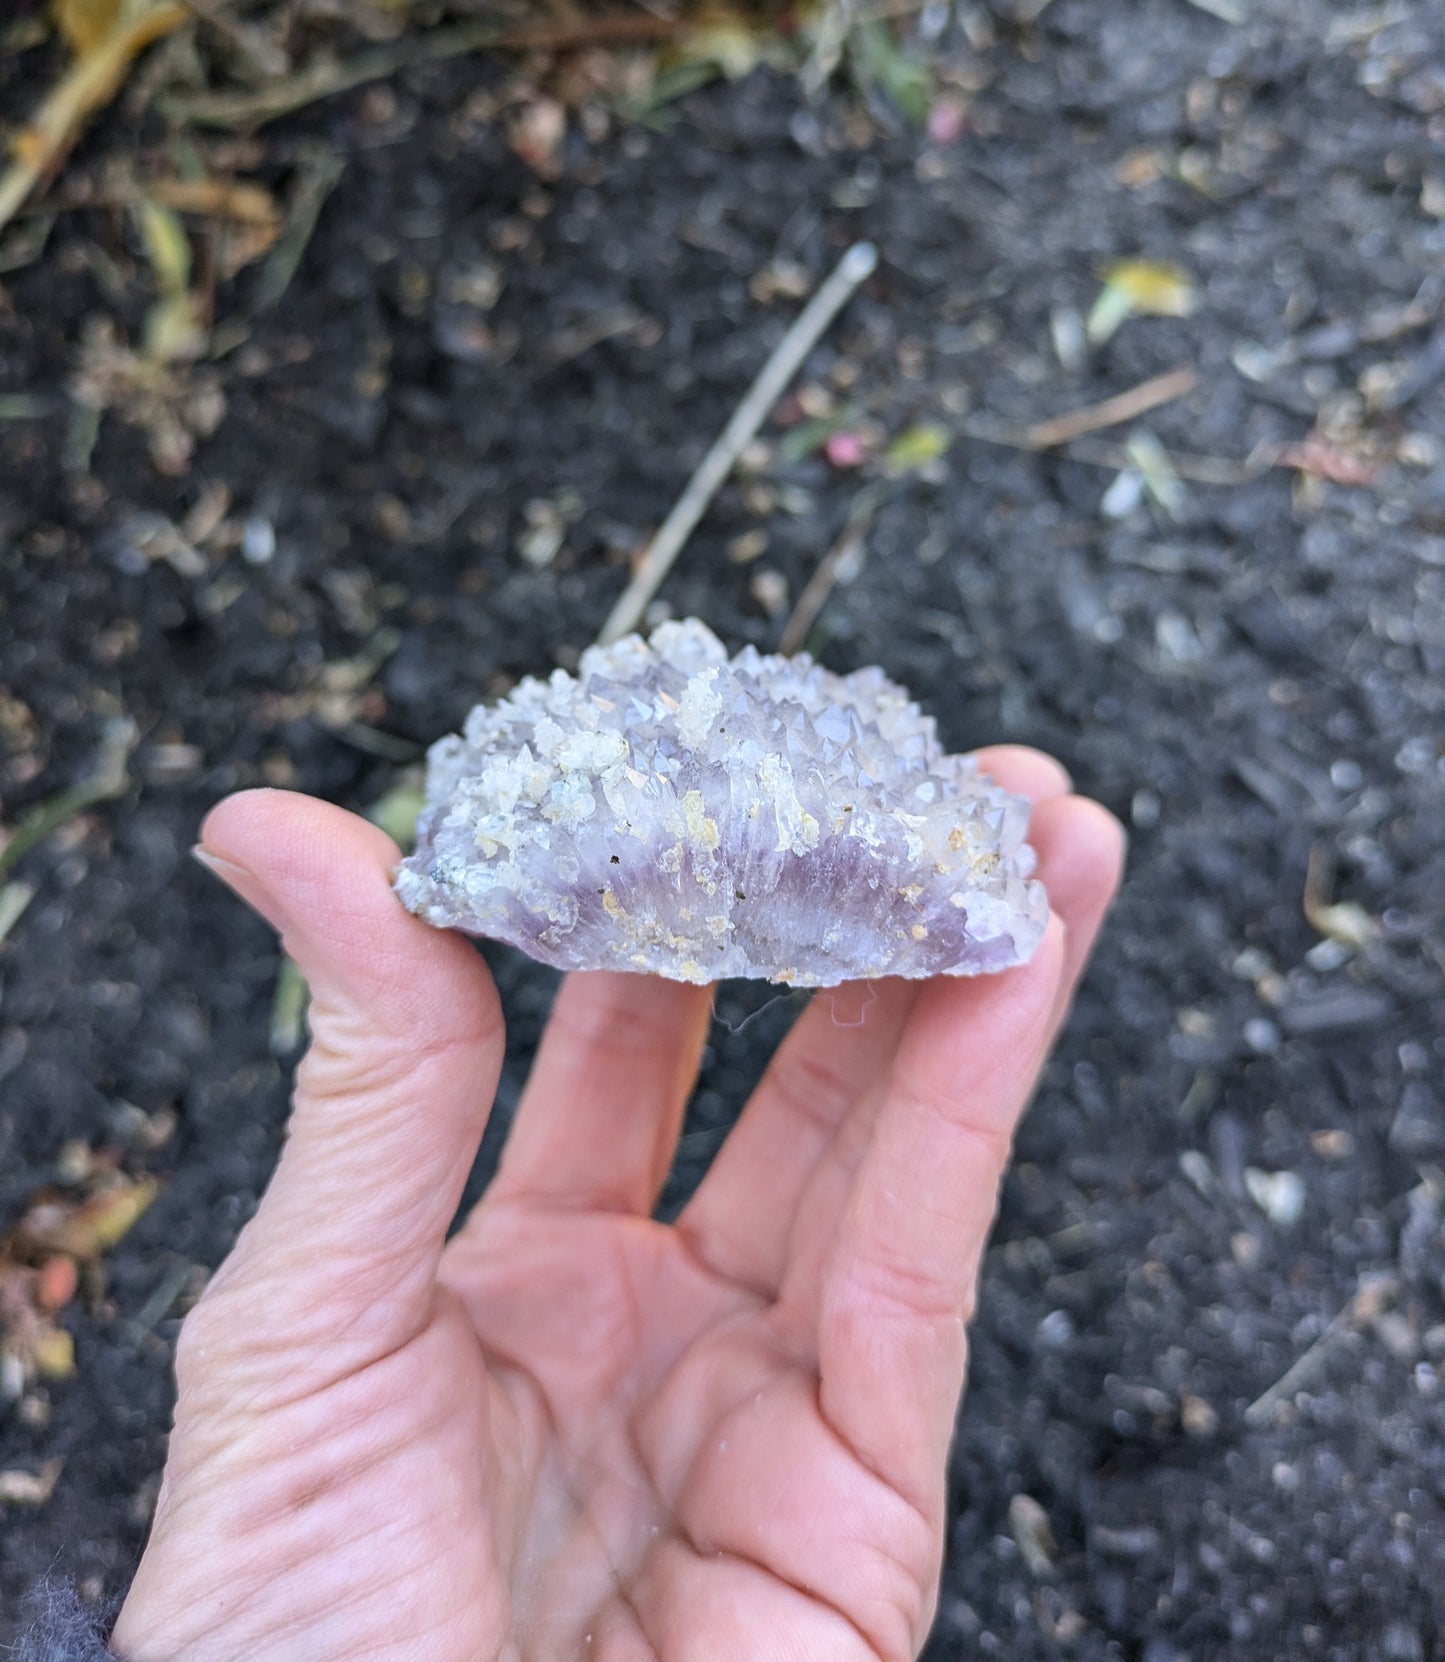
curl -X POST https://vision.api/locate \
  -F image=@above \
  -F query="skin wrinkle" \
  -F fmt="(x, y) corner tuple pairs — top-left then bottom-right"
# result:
(177, 1283), (462, 1423)
(685, 1538), (886, 1662)
(837, 1143), (1007, 1322)
(211, 1224), (442, 1341)
(891, 925), (1066, 1127)
(138, 1486), (464, 1662)
(625, 1330), (927, 1659)
(290, 1028), (486, 1143)
(249, 1427), (499, 1658)
(175, 1357), (463, 1544)
(491, 1355), (669, 1658)
(281, 915), (496, 1048)
(762, 1039), (882, 1149)
(637, 1544), (880, 1662)
(775, 1086), (886, 1286)
(592, 1577), (666, 1662)
(808, 1370), (940, 1572)
(668, 1213), (777, 1308)
(496, 975), (711, 1213)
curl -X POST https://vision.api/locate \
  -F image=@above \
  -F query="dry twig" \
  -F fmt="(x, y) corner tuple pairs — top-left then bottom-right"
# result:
(1243, 1274), (1396, 1428)
(0, 720), (134, 881)
(598, 241), (878, 645)
(778, 485), (887, 655)
(162, 13), (686, 129)
(0, 2), (188, 233)
(1020, 366), (1198, 449)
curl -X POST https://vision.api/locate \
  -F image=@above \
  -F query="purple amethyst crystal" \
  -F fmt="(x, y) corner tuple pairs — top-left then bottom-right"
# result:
(395, 619), (1048, 986)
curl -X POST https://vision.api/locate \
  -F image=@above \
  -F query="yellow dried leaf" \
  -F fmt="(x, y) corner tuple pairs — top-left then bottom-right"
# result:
(12, 131), (49, 167)
(675, 21), (763, 81)
(214, 219), (284, 283)
(83, 1178), (159, 1253)
(0, 2), (189, 234)
(22, 1177), (160, 1260)
(146, 177), (282, 227)
(1088, 260), (1197, 344)
(53, 0), (123, 58)
(32, 1325), (75, 1381)
(1303, 846), (1378, 952)
(885, 422), (950, 474)
(1307, 898), (1377, 951)
(133, 197), (191, 297)
(0, 1457), (64, 1507)
(143, 293), (206, 365)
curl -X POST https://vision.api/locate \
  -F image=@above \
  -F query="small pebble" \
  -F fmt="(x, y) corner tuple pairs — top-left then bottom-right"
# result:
(1131, 788), (1161, 829)
(242, 517), (277, 565)
(1038, 1309), (1075, 1348)
(1179, 1150), (1215, 1194)
(1244, 1017), (1280, 1054)
(1008, 1494), (1057, 1578)
(1382, 1620), (1425, 1662)
(1180, 1392), (1219, 1439)
(1245, 1167), (1306, 1228)
(1092, 1524), (1161, 1559)
(1373, 1311), (1419, 1363)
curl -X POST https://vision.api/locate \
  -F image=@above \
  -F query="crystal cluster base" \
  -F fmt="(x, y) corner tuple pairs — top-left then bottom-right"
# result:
(396, 620), (1048, 986)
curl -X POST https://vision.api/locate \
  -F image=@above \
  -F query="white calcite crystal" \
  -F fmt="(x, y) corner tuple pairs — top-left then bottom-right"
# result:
(396, 619), (1048, 986)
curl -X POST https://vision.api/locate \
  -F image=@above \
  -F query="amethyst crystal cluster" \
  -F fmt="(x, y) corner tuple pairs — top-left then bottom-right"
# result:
(396, 620), (1047, 986)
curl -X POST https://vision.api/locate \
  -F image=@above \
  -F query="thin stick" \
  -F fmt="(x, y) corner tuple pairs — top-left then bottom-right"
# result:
(961, 418), (1286, 486)
(251, 146), (346, 313)
(1021, 365), (1197, 450)
(778, 485), (886, 655)
(162, 13), (685, 130)
(0, 720), (134, 881)
(1243, 1274), (1394, 1428)
(599, 242), (878, 646)
(0, 2), (188, 233)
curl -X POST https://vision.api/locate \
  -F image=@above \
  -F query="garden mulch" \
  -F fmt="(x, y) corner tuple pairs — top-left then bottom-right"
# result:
(2, 1), (1444, 1655)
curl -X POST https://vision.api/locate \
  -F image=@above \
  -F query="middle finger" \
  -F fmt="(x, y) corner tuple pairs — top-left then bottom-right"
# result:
(675, 745), (1072, 1293)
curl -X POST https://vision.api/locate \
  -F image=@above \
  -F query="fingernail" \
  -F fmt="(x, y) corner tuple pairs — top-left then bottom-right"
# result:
(191, 846), (250, 884)
(192, 845), (289, 934)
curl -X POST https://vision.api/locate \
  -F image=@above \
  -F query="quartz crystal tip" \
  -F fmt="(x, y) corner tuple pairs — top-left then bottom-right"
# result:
(395, 619), (1048, 986)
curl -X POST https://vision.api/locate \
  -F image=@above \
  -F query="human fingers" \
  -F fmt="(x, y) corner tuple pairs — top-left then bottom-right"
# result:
(774, 790), (1124, 1320)
(814, 921), (1067, 1516)
(487, 970), (712, 1214)
(677, 746), (1074, 1294)
(813, 798), (1121, 1513)
(1026, 792), (1127, 1039)
(969, 743), (1072, 801)
(676, 978), (919, 1293)
(188, 789), (505, 1386)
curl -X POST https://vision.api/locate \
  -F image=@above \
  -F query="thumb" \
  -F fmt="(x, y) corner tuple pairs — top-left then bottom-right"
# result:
(191, 788), (504, 1378)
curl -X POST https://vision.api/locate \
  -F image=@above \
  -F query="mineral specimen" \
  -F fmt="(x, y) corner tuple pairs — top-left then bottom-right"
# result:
(395, 619), (1048, 986)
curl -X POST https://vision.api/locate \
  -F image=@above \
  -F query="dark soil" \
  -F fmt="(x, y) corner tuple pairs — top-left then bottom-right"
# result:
(3, 1), (1445, 1656)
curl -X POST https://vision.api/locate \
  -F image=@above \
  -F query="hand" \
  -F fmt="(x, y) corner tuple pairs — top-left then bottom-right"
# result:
(112, 750), (1122, 1662)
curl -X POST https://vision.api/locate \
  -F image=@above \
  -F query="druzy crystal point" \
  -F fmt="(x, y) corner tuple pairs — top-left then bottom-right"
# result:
(396, 620), (1048, 986)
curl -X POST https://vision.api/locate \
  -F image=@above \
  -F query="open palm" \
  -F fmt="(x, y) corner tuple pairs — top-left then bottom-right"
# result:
(113, 753), (1121, 1662)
